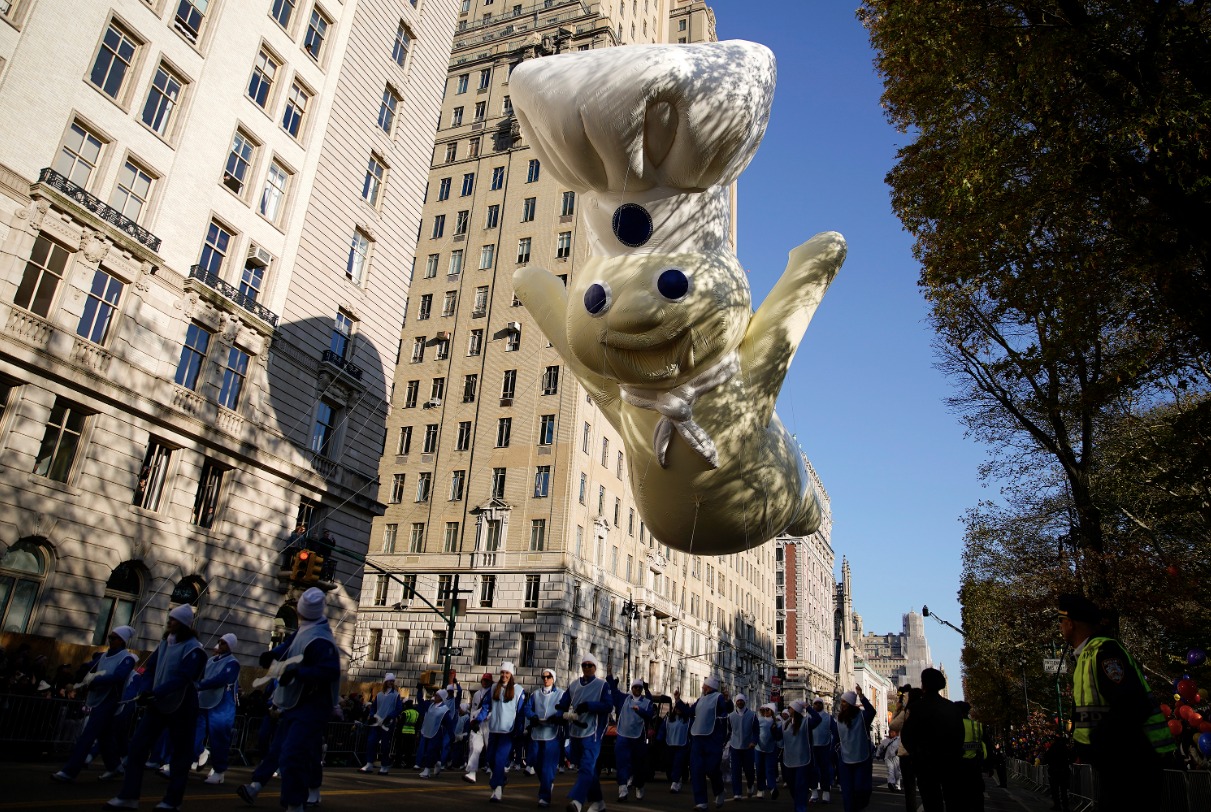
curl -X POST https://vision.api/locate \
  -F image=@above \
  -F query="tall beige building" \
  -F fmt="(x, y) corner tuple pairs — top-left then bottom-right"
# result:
(353, 0), (784, 699)
(0, 0), (459, 661)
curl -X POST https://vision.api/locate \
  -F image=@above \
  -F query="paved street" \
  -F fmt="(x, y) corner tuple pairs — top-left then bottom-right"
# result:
(0, 761), (1060, 812)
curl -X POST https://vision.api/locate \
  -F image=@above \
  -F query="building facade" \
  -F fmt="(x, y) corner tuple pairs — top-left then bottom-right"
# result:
(0, 0), (459, 662)
(862, 610), (937, 690)
(351, 0), (785, 699)
(773, 461), (835, 703)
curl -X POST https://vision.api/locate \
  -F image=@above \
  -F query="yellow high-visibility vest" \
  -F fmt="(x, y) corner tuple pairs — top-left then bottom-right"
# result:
(961, 718), (985, 760)
(1072, 637), (1174, 755)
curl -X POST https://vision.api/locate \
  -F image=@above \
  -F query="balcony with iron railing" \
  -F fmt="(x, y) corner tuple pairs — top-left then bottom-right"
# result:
(187, 265), (280, 328)
(36, 168), (162, 252)
(321, 349), (364, 381)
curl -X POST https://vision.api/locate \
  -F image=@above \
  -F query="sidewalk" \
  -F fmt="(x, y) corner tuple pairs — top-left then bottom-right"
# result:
(869, 760), (1065, 812)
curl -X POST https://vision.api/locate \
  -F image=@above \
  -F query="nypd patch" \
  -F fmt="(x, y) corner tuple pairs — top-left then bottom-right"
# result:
(1101, 658), (1126, 684)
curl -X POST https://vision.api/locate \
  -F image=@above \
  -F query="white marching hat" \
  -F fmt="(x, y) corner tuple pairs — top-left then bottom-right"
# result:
(219, 633), (238, 651)
(384, 673), (396, 682)
(734, 693), (747, 703)
(841, 691), (858, 705)
(435, 689), (448, 701)
(703, 676), (721, 691)
(631, 678), (645, 688)
(111, 625), (135, 644)
(297, 587), (326, 620)
(499, 661), (515, 674)
(789, 700), (806, 713)
(168, 603), (194, 627)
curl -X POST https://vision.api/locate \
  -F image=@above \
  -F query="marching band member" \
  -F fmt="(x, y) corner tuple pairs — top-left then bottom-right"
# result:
(195, 633), (241, 785)
(52, 626), (137, 783)
(556, 654), (615, 812)
(610, 677), (655, 802)
(525, 667), (565, 807)
(359, 673), (402, 775)
(482, 661), (526, 802)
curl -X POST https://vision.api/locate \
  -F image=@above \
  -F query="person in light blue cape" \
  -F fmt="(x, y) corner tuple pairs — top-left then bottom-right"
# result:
(52, 625), (137, 783)
(525, 667), (566, 807)
(194, 632), (241, 784)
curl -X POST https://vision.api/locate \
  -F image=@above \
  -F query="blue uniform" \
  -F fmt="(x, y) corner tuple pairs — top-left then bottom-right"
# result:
(684, 691), (734, 806)
(525, 684), (565, 803)
(556, 675), (615, 807)
(663, 715), (690, 786)
(783, 708), (823, 812)
(836, 695), (876, 812)
(364, 687), (403, 767)
(417, 696), (453, 769)
(610, 682), (655, 793)
(479, 682), (527, 790)
(194, 651), (240, 773)
(811, 710), (838, 794)
(728, 705), (759, 797)
(755, 714), (782, 794)
(60, 647), (137, 778)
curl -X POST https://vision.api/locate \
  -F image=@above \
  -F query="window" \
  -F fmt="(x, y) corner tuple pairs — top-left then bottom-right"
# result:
(583, 422), (591, 453)
(468, 329), (483, 356)
(347, 230), (371, 284)
(435, 338), (450, 360)
(425, 254), (440, 278)
(378, 87), (399, 133)
(271, 0), (295, 28)
(444, 142), (457, 162)
(396, 629), (409, 658)
(491, 167), (505, 190)
(430, 630), (446, 659)
(0, 541), (49, 634)
(431, 214), (446, 239)
(505, 330), (520, 353)
(533, 468), (550, 499)
(418, 294), (432, 320)
(496, 417), (511, 448)
(443, 290), (458, 316)
(601, 438), (609, 466)
(409, 522), (425, 552)
(174, 0), (209, 42)
(373, 575), (389, 606)
(480, 575), (496, 607)
(479, 244), (495, 270)
(224, 130), (256, 194)
(503, 95), (513, 115)
(76, 267), (124, 344)
(198, 220), (232, 274)
(415, 473), (431, 503)
(524, 574), (540, 608)
(260, 162), (290, 222)
(478, 68), (492, 89)
(617, 451), (624, 478)
(429, 378), (445, 402)
(304, 7), (330, 60)
(397, 424), (413, 453)
(390, 473), (405, 503)
(491, 467), (506, 499)
(282, 81), (310, 137)
(517, 237), (531, 264)
(14, 234), (70, 318)
(404, 381), (419, 409)
(174, 323), (211, 390)
(456, 74), (469, 94)
(54, 121), (103, 187)
(410, 337), (425, 363)
(614, 498), (621, 526)
(92, 562), (143, 645)
(520, 632), (535, 667)
(455, 210), (470, 236)
(423, 423), (439, 452)
(557, 231), (572, 259)
(628, 509), (635, 536)
(217, 346), (250, 409)
(192, 459), (226, 528)
(462, 374), (477, 402)
(501, 369), (517, 399)
(473, 285), (489, 315)
(392, 22), (411, 66)
(361, 155), (386, 206)
(561, 191), (576, 217)
(522, 197), (536, 222)
(485, 519), (502, 551)
(468, 136), (481, 157)
(451, 106), (464, 127)
(526, 159), (540, 182)
(485, 204), (500, 229)
(310, 401), (338, 455)
(578, 473), (586, 504)
(474, 631), (490, 665)
(461, 172), (474, 196)
(474, 101), (487, 122)
(568, 636), (578, 670)
(248, 49), (278, 108)
(597, 485), (605, 514)
(91, 21), (138, 100)
(327, 313), (353, 362)
(132, 439), (174, 511)
(456, 421), (472, 450)
(542, 366), (559, 395)
(437, 177), (451, 201)
(450, 470), (465, 501)
(539, 414), (555, 445)
(31, 398), (88, 482)
(142, 63), (184, 136)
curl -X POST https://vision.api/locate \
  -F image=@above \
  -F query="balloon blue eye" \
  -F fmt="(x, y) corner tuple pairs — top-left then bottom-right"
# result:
(584, 282), (611, 316)
(657, 268), (689, 301)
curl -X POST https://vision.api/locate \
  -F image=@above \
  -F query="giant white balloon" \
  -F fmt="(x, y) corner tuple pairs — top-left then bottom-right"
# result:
(511, 41), (846, 555)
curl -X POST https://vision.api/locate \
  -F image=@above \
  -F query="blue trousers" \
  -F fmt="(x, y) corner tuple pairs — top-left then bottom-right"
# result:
(838, 757), (873, 812)
(117, 696), (198, 807)
(365, 724), (394, 766)
(756, 749), (779, 792)
(251, 714), (322, 800)
(488, 732), (515, 789)
(532, 737), (561, 802)
(690, 733), (726, 805)
(730, 746), (755, 795)
(568, 733), (605, 804)
(813, 745), (835, 789)
(615, 736), (647, 788)
(668, 744), (689, 783)
(194, 700), (235, 772)
(785, 763), (814, 812)
(61, 699), (123, 777)
(277, 713), (325, 807)
(417, 733), (443, 769)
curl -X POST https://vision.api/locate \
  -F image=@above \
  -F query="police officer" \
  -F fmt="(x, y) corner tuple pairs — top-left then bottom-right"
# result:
(1058, 593), (1174, 812)
(954, 701), (988, 810)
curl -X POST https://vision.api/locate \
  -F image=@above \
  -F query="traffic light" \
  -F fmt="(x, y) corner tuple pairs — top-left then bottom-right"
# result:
(303, 551), (324, 584)
(291, 551), (308, 581)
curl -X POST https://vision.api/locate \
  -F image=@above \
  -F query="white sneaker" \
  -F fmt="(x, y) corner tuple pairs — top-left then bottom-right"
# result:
(587, 802), (607, 812)
(732, 795), (743, 802)
(635, 788), (644, 800)
(420, 768), (432, 778)
(490, 786), (503, 802)
(526, 765), (537, 775)
(379, 766), (390, 775)
(204, 770), (225, 784)
(822, 791), (831, 803)
(810, 790), (820, 803)
(566, 802), (582, 812)
(716, 794), (726, 809)
(359, 763), (375, 773)
(464, 773), (478, 783)
(50, 771), (73, 783)
(618, 786), (629, 801)
(433, 764), (443, 777)
(104, 800), (139, 810)
(158, 764), (171, 777)
(99, 770), (124, 781)
(307, 787), (321, 804)
(237, 782), (261, 804)
(85, 754), (95, 765)
(670, 781), (682, 793)
(539, 801), (550, 808)
(154, 803), (179, 811)
(754, 791), (764, 799)
(198, 748), (210, 768)
(143, 761), (160, 769)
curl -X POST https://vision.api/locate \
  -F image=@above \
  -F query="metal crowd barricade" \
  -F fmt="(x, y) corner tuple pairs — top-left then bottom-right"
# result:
(0, 694), (88, 756)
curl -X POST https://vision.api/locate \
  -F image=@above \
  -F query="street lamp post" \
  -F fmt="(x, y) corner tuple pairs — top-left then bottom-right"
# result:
(620, 598), (640, 686)
(922, 605), (966, 637)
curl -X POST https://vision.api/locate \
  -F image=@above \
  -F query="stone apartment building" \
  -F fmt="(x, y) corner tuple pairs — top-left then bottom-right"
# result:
(862, 610), (937, 690)
(0, 0), (459, 662)
(351, 0), (786, 699)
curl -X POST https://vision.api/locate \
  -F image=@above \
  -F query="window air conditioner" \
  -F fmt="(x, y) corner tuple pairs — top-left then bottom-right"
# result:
(506, 321), (521, 332)
(247, 246), (273, 268)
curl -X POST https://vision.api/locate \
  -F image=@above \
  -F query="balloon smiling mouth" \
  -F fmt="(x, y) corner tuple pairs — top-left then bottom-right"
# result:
(596, 330), (690, 383)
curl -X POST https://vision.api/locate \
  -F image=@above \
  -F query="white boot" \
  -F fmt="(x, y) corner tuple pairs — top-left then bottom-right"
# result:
(490, 786), (503, 803)
(464, 772), (477, 783)
(158, 764), (171, 777)
(204, 769), (225, 784)
(810, 790), (820, 803)
(618, 785), (629, 801)
(566, 802), (582, 812)
(419, 768), (432, 778)
(379, 765), (390, 775)
(307, 788), (321, 804)
(198, 748), (210, 768)
(716, 793), (726, 808)
(670, 781), (682, 793)
(635, 787), (645, 800)
(433, 763), (442, 776)
(359, 762), (375, 773)
(822, 790), (831, 803)
(237, 782), (261, 804)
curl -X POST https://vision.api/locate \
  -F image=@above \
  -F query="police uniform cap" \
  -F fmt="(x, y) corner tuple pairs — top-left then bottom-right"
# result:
(1057, 593), (1101, 624)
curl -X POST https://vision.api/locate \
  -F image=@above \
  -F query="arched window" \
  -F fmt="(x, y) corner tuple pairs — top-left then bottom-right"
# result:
(92, 561), (144, 645)
(0, 538), (50, 633)
(170, 575), (206, 607)
(271, 604), (298, 647)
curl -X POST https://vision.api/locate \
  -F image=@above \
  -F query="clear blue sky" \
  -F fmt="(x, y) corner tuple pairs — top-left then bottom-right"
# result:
(709, 1), (988, 696)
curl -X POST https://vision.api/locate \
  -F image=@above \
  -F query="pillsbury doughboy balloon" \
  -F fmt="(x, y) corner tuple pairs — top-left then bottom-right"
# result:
(511, 41), (846, 555)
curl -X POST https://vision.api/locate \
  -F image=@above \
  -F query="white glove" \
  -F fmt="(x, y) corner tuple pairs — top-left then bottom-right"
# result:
(562, 711), (579, 722)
